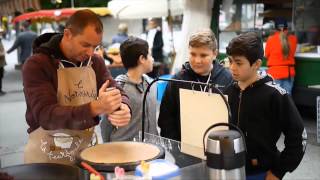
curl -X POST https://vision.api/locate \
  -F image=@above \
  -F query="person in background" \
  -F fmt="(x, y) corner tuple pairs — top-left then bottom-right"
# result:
(265, 18), (297, 95)
(145, 19), (165, 78)
(105, 43), (126, 78)
(106, 43), (123, 67)
(0, 28), (6, 96)
(94, 45), (108, 61)
(146, 19), (164, 63)
(40, 23), (55, 34)
(7, 21), (38, 68)
(103, 36), (158, 141)
(225, 32), (306, 180)
(94, 43), (126, 78)
(1, 16), (8, 39)
(57, 24), (65, 33)
(158, 29), (233, 141)
(112, 23), (129, 44)
(22, 9), (131, 164)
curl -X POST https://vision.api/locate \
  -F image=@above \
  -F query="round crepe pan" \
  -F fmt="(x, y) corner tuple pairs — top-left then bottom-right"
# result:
(76, 141), (165, 172)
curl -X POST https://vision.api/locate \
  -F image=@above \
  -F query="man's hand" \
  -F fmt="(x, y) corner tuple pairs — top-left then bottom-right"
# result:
(108, 103), (131, 127)
(265, 170), (279, 180)
(90, 80), (122, 116)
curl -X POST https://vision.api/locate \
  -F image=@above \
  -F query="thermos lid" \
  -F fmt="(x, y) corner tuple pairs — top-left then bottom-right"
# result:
(206, 130), (244, 155)
(206, 130), (246, 170)
(208, 130), (241, 140)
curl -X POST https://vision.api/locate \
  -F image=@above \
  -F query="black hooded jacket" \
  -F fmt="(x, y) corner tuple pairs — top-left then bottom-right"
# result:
(158, 61), (233, 141)
(224, 75), (306, 179)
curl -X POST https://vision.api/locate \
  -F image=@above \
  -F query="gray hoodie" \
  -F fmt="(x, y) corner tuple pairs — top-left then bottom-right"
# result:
(106, 74), (158, 141)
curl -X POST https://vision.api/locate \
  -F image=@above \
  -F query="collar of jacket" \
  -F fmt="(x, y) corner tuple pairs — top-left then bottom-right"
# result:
(233, 74), (273, 92)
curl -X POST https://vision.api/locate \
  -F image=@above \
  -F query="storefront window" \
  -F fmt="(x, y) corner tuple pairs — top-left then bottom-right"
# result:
(218, 0), (320, 54)
(294, 0), (320, 53)
(218, 0), (264, 53)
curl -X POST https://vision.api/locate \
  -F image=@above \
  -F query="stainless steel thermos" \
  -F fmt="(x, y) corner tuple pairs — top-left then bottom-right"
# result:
(203, 123), (246, 180)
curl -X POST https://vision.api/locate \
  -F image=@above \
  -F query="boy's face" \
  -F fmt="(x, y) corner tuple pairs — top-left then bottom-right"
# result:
(141, 51), (154, 73)
(229, 55), (260, 82)
(188, 46), (217, 76)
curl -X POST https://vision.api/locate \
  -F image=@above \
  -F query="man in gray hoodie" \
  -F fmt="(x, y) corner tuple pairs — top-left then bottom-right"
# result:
(103, 36), (158, 141)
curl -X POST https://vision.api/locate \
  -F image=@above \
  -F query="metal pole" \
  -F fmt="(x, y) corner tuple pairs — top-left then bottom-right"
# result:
(253, 3), (256, 29)
(71, 0), (75, 8)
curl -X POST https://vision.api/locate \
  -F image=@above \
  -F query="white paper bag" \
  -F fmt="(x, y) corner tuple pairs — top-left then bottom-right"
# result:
(180, 89), (228, 159)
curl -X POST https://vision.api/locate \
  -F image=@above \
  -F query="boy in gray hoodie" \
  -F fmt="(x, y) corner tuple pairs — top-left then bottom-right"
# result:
(106, 36), (158, 141)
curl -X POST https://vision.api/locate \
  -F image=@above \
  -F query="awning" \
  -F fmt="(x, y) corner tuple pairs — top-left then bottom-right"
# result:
(108, 0), (184, 19)
(12, 7), (111, 23)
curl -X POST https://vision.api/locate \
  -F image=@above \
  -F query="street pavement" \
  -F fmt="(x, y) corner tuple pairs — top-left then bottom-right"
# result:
(0, 38), (319, 179)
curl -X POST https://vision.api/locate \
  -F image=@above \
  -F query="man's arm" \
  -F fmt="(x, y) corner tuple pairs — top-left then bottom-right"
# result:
(23, 54), (99, 131)
(92, 55), (131, 127)
(7, 36), (21, 54)
(93, 55), (130, 107)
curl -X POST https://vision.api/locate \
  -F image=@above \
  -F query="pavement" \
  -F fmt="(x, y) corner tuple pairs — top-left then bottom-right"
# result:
(0, 38), (319, 179)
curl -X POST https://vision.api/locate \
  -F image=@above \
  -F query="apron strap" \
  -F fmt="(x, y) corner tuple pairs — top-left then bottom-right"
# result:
(59, 57), (92, 68)
(80, 56), (92, 67)
(86, 56), (92, 67)
(59, 62), (65, 69)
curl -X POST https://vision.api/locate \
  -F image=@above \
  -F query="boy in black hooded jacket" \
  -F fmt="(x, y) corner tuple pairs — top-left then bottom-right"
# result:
(224, 32), (306, 180)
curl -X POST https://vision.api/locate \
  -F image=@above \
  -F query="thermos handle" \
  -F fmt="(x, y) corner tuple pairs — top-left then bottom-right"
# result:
(203, 122), (247, 155)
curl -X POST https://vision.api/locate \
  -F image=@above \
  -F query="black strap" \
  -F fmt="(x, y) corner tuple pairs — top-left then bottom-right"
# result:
(206, 151), (246, 170)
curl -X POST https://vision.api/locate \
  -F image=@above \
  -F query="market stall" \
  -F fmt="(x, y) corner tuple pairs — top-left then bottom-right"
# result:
(11, 7), (111, 23)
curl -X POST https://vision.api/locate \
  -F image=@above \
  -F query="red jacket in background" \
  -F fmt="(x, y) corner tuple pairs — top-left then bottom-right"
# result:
(265, 31), (297, 79)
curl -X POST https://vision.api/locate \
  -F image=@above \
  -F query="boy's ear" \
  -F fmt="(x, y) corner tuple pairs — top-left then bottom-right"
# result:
(212, 49), (218, 58)
(254, 59), (262, 70)
(138, 55), (145, 65)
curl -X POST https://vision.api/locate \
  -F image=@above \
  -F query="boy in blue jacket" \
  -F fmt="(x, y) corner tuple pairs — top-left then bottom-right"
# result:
(224, 32), (306, 180)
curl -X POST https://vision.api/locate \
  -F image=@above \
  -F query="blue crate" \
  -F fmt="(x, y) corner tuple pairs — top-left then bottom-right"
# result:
(157, 74), (172, 102)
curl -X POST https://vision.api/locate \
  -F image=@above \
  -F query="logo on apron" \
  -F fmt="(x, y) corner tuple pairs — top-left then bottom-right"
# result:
(40, 133), (83, 161)
(25, 58), (98, 164)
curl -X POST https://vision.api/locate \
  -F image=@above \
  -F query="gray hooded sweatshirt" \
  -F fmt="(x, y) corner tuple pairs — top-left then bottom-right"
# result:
(106, 74), (158, 141)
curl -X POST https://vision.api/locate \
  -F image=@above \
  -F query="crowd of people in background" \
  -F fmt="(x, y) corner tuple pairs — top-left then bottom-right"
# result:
(0, 15), (301, 100)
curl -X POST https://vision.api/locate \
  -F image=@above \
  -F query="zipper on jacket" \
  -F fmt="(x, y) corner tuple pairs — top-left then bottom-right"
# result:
(237, 91), (243, 127)
(237, 90), (248, 137)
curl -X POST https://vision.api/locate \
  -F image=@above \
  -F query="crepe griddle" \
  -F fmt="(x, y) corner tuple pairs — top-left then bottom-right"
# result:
(77, 141), (165, 172)
(0, 163), (80, 180)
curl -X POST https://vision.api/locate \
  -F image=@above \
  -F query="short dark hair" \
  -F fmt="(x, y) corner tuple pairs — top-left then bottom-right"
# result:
(120, 36), (149, 69)
(226, 32), (264, 65)
(22, 21), (31, 29)
(65, 9), (103, 35)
